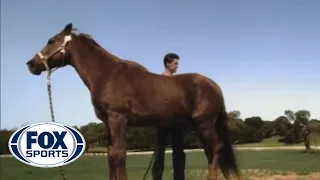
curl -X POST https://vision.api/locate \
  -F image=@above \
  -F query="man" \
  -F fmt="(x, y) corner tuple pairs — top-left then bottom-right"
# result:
(151, 53), (186, 180)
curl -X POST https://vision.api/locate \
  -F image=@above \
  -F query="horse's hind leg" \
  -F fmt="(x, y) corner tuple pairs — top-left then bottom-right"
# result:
(195, 115), (223, 180)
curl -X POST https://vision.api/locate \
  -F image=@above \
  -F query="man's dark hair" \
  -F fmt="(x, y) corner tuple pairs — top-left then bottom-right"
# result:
(163, 53), (179, 68)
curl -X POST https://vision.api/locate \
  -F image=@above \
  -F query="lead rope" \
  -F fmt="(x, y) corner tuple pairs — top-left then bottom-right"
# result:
(45, 67), (67, 180)
(142, 152), (155, 180)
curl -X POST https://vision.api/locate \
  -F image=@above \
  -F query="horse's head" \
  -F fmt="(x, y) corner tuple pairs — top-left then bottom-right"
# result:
(26, 23), (74, 75)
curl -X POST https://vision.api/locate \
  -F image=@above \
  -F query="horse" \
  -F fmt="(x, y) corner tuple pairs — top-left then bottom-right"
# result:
(26, 23), (240, 180)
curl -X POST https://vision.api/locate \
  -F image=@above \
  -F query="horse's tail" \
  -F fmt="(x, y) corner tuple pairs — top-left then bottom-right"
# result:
(216, 104), (241, 179)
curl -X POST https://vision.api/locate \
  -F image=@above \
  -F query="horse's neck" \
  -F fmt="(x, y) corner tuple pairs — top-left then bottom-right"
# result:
(69, 39), (117, 90)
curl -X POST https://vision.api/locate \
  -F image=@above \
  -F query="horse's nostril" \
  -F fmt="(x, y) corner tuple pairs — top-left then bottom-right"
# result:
(26, 60), (33, 66)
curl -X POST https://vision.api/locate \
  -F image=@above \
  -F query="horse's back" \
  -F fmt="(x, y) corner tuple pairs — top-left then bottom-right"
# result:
(110, 60), (224, 116)
(115, 62), (223, 102)
(137, 71), (223, 103)
(173, 73), (223, 95)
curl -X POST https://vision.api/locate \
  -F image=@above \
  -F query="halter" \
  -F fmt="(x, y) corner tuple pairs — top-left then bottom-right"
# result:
(37, 35), (72, 77)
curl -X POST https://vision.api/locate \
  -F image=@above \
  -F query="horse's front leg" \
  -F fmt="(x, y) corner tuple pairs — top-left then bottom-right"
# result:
(106, 111), (128, 180)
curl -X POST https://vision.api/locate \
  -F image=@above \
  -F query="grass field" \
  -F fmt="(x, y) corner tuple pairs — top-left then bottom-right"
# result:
(2, 149), (320, 180)
(234, 134), (320, 148)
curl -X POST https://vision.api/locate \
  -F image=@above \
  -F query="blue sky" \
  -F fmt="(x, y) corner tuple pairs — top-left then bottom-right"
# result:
(1, 0), (319, 129)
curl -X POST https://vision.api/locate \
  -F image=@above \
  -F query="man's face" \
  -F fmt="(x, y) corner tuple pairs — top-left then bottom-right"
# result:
(167, 58), (179, 73)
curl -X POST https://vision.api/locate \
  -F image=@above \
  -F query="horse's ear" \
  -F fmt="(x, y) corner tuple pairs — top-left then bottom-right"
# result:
(62, 23), (73, 35)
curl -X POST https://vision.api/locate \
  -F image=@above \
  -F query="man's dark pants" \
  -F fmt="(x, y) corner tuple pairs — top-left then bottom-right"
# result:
(151, 124), (186, 180)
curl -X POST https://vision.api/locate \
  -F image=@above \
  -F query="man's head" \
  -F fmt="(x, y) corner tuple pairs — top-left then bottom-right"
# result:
(163, 53), (179, 74)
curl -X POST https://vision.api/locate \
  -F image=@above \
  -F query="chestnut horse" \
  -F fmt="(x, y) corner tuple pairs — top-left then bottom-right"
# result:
(26, 23), (240, 180)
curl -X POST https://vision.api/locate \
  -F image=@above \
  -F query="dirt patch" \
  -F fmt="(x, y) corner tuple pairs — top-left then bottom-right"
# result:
(248, 173), (320, 180)
(240, 169), (320, 180)
(185, 169), (320, 180)
(184, 169), (320, 180)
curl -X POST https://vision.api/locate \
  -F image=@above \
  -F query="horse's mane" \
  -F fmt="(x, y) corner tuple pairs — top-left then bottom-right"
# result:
(74, 31), (103, 48)
(71, 30), (149, 72)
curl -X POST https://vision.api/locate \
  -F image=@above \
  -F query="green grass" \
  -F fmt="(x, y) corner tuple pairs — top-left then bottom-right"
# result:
(234, 136), (302, 147)
(235, 134), (320, 147)
(1, 150), (320, 180)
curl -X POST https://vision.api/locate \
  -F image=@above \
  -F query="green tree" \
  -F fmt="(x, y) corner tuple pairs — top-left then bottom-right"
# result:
(227, 111), (251, 143)
(79, 122), (107, 151)
(274, 116), (292, 137)
(284, 109), (312, 152)
(228, 110), (241, 120)
(284, 110), (295, 121)
(244, 116), (264, 130)
(253, 121), (276, 140)
(0, 129), (14, 154)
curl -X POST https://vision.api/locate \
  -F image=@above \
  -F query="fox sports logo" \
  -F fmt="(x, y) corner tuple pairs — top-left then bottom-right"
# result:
(8, 122), (86, 168)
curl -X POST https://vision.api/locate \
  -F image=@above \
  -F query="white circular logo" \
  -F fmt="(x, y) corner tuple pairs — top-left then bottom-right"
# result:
(8, 122), (86, 168)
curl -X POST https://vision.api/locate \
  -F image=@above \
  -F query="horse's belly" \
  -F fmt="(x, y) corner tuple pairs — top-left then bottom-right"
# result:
(126, 106), (188, 127)
(125, 94), (190, 126)
(127, 115), (186, 127)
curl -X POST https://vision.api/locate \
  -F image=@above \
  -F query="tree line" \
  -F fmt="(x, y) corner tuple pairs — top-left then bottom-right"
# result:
(1, 109), (320, 154)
